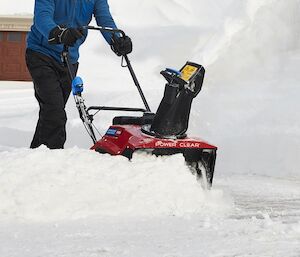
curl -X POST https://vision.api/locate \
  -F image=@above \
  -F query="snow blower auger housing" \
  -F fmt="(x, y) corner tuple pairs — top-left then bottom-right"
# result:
(62, 26), (217, 188)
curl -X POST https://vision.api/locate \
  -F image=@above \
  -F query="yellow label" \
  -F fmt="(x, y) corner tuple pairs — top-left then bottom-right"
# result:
(181, 65), (198, 82)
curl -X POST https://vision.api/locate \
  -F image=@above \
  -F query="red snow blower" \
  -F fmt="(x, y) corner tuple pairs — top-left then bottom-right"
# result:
(63, 26), (217, 188)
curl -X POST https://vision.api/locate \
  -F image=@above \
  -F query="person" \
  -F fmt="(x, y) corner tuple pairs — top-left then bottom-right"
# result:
(26, 0), (132, 149)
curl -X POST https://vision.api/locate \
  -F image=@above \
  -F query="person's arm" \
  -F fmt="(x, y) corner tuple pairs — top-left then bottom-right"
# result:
(33, 0), (57, 38)
(94, 0), (117, 44)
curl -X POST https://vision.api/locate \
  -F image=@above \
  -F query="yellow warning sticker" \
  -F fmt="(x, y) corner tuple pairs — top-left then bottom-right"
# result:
(181, 65), (198, 82)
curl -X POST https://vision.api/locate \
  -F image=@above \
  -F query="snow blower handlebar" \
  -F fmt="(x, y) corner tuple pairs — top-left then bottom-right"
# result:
(82, 26), (151, 112)
(61, 26), (152, 144)
(61, 45), (97, 144)
(62, 25), (126, 82)
(82, 25), (126, 37)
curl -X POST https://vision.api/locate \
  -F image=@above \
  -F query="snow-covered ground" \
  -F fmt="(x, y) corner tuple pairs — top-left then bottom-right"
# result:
(0, 0), (300, 256)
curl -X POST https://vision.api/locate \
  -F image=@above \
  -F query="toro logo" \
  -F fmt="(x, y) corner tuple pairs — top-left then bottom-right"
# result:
(155, 141), (177, 148)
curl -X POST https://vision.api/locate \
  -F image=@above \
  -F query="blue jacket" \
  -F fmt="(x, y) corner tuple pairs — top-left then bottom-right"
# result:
(27, 0), (117, 63)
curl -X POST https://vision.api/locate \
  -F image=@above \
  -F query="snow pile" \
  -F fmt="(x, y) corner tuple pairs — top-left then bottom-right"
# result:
(0, 147), (232, 222)
(205, 0), (300, 83)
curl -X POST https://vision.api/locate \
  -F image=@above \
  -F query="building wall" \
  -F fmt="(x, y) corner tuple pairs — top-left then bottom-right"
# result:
(0, 31), (31, 81)
(0, 16), (33, 81)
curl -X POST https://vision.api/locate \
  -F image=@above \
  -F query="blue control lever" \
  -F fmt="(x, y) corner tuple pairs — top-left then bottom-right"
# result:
(72, 76), (84, 95)
(165, 68), (182, 77)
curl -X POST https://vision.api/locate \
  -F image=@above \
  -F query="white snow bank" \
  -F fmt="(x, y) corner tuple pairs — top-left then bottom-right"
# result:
(204, 0), (300, 84)
(0, 147), (232, 222)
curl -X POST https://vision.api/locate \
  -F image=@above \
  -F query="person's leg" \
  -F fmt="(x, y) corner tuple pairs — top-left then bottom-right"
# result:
(59, 63), (78, 105)
(26, 50), (70, 149)
(30, 93), (43, 148)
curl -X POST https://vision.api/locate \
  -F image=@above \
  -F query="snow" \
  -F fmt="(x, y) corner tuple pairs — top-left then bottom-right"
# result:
(0, 147), (232, 222)
(0, 0), (300, 256)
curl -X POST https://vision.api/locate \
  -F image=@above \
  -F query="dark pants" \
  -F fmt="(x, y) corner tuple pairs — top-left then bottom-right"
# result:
(26, 49), (78, 149)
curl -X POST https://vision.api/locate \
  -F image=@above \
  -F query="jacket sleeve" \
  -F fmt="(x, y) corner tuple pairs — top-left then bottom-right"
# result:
(33, 0), (57, 38)
(94, 0), (117, 44)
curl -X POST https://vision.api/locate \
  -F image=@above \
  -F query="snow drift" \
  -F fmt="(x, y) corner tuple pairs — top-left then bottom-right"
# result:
(0, 147), (231, 222)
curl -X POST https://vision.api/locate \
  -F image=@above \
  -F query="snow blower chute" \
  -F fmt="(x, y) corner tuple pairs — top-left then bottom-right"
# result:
(62, 26), (217, 188)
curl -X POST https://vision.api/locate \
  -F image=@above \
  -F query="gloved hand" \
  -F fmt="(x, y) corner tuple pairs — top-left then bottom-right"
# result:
(48, 25), (84, 47)
(111, 34), (133, 56)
